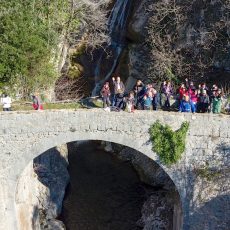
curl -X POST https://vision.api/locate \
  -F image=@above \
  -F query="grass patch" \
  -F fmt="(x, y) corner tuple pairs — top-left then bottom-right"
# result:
(81, 98), (103, 108)
(43, 102), (82, 110)
(149, 120), (189, 165)
(7, 102), (83, 111)
(90, 99), (103, 108)
(11, 102), (32, 111)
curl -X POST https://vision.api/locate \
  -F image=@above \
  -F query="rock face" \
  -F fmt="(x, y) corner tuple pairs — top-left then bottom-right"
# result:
(189, 165), (230, 230)
(104, 137), (230, 230)
(110, 144), (175, 189)
(137, 192), (174, 230)
(55, 0), (230, 98)
(15, 145), (69, 230)
(125, 0), (153, 89)
(126, 0), (230, 86)
(104, 143), (181, 230)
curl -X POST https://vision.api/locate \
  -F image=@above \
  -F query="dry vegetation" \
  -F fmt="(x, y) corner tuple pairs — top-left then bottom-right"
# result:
(147, 0), (230, 84)
(68, 0), (110, 48)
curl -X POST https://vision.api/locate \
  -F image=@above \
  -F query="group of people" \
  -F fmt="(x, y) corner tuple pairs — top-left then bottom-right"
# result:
(0, 93), (43, 111)
(1, 78), (228, 114)
(100, 76), (163, 112)
(176, 79), (224, 113)
(100, 76), (228, 114)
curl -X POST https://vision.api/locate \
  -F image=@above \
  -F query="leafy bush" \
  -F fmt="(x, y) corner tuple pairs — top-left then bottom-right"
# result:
(149, 120), (189, 165)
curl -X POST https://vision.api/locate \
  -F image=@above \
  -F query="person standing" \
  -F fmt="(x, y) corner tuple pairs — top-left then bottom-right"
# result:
(211, 89), (222, 114)
(142, 92), (153, 110)
(100, 82), (111, 108)
(178, 83), (188, 109)
(152, 88), (159, 111)
(197, 90), (210, 113)
(189, 88), (198, 113)
(112, 76), (125, 106)
(126, 91), (135, 113)
(133, 80), (146, 110)
(1, 93), (12, 111)
(163, 81), (173, 109)
(32, 93), (43, 110)
(179, 95), (195, 113)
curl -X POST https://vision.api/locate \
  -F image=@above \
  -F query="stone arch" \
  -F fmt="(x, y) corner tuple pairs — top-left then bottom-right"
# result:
(17, 130), (179, 192)
(14, 130), (184, 230)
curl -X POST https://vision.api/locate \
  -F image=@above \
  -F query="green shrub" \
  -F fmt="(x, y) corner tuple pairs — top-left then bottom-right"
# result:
(149, 120), (189, 165)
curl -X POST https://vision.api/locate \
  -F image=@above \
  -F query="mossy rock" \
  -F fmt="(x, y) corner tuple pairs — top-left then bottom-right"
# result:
(67, 63), (84, 79)
(71, 44), (86, 60)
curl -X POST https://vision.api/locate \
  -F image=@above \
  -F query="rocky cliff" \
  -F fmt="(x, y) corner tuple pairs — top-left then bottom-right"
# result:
(127, 0), (230, 87)
(15, 145), (69, 230)
(55, 0), (230, 98)
(103, 142), (182, 230)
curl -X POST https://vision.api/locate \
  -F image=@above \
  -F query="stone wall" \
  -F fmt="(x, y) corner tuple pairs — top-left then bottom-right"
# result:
(0, 109), (229, 229)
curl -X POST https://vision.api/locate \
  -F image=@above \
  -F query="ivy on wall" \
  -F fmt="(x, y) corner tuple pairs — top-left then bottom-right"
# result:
(149, 120), (189, 165)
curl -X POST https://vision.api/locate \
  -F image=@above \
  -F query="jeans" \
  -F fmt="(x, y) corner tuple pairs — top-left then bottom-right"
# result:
(3, 108), (11, 111)
(164, 95), (171, 108)
(102, 96), (110, 108)
(111, 94), (116, 106)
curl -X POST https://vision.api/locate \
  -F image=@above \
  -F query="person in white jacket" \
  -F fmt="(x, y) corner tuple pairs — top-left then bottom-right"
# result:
(1, 93), (12, 111)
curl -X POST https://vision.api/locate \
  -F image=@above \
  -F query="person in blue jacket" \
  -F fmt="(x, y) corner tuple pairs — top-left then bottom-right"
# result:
(142, 92), (153, 110)
(179, 95), (195, 113)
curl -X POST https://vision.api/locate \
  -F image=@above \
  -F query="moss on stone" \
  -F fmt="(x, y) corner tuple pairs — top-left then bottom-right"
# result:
(67, 63), (84, 79)
(195, 166), (222, 181)
(149, 120), (189, 165)
(71, 44), (86, 60)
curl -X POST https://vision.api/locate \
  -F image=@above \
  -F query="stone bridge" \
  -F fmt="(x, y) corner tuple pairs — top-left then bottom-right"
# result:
(0, 110), (229, 230)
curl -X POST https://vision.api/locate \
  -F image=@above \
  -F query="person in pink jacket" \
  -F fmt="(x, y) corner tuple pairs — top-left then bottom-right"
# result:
(189, 89), (198, 112)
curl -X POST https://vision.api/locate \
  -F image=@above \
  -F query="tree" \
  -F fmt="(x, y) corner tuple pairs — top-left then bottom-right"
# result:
(0, 0), (110, 97)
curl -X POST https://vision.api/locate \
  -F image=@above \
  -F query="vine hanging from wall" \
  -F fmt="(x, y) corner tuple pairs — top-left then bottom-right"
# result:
(149, 120), (189, 165)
